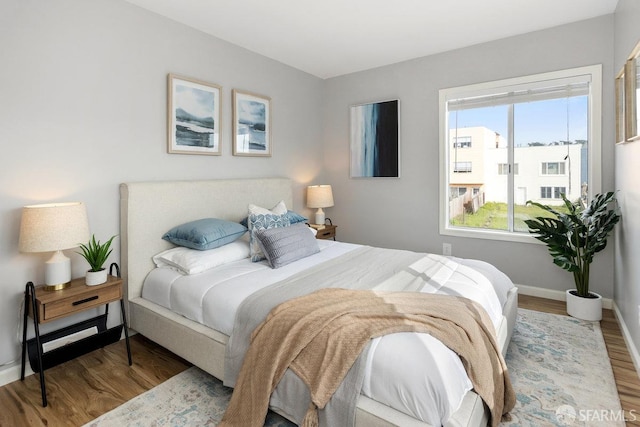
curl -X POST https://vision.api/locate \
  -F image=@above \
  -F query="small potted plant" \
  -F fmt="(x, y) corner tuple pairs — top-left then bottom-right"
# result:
(77, 235), (116, 286)
(524, 192), (620, 321)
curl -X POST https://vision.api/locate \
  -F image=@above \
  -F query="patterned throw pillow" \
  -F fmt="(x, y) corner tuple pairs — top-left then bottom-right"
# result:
(240, 210), (307, 227)
(246, 201), (290, 262)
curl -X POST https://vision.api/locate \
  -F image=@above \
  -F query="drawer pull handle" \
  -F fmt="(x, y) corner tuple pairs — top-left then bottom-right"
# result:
(72, 296), (99, 306)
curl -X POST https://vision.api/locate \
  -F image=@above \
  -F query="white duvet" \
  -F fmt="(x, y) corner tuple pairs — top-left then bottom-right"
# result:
(142, 240), (514, 426)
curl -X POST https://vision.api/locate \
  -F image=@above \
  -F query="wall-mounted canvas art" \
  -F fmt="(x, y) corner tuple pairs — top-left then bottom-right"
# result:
(232, 89), (271, 157)
(350, 99), (399, 177)
(617, 39), (640, 143)
(616, 69), (625, 144)
(167, 74), (221, 155)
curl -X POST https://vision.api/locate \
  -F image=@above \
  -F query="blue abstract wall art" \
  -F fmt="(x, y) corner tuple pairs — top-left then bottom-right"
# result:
(350, 99), (399, 177)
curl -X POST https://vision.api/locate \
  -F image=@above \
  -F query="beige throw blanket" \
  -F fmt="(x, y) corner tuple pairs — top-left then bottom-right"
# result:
(219, 288), (515, 427)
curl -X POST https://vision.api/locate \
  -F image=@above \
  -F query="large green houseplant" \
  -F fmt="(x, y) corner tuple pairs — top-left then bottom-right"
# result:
(524, 192), (620, 320)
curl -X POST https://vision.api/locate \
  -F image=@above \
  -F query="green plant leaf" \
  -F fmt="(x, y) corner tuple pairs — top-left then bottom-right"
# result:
(525, 192), (620, 295)
(77, 234), (117, 272)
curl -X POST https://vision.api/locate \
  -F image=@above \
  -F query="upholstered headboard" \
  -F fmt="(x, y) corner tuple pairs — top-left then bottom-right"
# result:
(119, 178), (293, 303)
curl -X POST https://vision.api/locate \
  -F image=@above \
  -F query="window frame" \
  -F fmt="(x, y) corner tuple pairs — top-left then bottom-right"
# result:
(540, 186), (552, 199)
(453, 161), (472, 173)
(439, 65), (602, 243)
(453, 136), (472, 148)
(541, 161), (566, 175)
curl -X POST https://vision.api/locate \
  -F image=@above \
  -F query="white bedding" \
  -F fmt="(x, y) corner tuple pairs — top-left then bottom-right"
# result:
(141, 240), (514, 426)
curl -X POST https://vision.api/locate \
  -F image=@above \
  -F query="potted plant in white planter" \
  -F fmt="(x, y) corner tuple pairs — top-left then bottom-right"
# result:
(524, 192), (620, 321)
(77, 235), (116, 286)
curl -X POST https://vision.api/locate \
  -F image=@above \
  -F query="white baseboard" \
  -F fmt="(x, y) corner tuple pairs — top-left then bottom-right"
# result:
(612, 301), (640, 378)
(0, 362), (33, 388)
(516, 284), (614, 309)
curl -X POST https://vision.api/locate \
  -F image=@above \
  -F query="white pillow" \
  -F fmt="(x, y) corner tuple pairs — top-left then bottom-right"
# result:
(153, 240), (250, 275)
(247, 200), (287, 216)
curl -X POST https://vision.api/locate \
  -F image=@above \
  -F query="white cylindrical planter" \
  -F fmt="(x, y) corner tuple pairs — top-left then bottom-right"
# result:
(566, 289), (602, 321)
(86, 269), (107, 286)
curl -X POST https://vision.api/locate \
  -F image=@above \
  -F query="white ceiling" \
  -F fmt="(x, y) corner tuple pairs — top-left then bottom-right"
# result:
(124, 0), (618, 79)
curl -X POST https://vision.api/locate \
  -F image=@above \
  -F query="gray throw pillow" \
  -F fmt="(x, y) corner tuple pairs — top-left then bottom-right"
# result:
(255, 223), (320, 268)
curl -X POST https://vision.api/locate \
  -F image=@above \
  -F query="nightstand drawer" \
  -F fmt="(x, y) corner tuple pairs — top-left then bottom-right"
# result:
(315, 225), (337, 240)
(42, 286), (121, 321)
(31, 276), (124, 323)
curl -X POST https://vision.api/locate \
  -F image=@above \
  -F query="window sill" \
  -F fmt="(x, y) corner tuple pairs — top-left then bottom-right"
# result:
(440, 225), (545, 245)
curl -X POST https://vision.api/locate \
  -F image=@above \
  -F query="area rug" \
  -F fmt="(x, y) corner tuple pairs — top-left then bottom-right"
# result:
(85, 309), (623, 427)
(83, 366), (294, 427)
(503, 309), (623, 426)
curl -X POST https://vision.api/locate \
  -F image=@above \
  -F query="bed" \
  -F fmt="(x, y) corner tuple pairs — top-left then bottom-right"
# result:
(120, 177), (518, 427)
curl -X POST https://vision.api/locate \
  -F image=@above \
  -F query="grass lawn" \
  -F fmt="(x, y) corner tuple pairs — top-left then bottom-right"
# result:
(451, 201), (565, 231)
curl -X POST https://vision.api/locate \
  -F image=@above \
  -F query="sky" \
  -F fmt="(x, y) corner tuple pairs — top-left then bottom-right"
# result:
(451, 96), (588, 146)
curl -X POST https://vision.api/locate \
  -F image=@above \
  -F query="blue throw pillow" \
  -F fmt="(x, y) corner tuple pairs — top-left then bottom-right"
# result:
(285, 210), (308, 224)
(163, 218), (247, 251)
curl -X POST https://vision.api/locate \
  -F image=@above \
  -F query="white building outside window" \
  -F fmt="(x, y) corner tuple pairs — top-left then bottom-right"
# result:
(439, 65), (602, 243)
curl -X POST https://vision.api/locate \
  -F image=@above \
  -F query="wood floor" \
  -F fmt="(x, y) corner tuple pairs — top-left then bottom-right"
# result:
(0, 295), (638, 426)
(519, 295), (640, 426)
(0, 335), (191, 427)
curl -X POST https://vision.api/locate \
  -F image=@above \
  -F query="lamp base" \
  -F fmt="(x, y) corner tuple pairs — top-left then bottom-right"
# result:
(44, 250), (72, 291)
(43, 282), (71, 291)
(314, 208), (326, 225)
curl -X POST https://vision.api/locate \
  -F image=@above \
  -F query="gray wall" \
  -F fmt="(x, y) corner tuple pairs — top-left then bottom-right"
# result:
(0, 0), (324, 370)
(322, 16), (616, 297)
(1, 0), (632, 380)
(614, 0), (640, 367)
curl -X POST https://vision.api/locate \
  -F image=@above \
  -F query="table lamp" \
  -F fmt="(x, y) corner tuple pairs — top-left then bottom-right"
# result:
(307, 185), (334, 225)
(19, 202), (90, 291)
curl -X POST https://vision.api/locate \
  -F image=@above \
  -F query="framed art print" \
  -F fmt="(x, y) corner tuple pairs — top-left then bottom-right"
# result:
(350, 99), (399, 177)
(624, 58), (638, 141)
(619, 40), (640, 143)
(167, 74), (221, 155)
(616, 68), (626, 144)
(232, 89), (271, 156)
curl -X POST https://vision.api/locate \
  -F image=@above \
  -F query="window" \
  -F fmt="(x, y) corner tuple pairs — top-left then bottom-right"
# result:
(498, 163), (519, 175)
(541, 162), (566, 175)
(439, 65), (602, 242)
(449, 187), (467, 200)
(453, 136), (472, 148)
(454, 161), (472, 173)
(540, 186), (567, 199)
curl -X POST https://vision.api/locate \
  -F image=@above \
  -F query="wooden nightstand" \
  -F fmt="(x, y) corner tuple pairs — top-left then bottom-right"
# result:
(20, 272), (132, 407)
(313, 224), (337, 240)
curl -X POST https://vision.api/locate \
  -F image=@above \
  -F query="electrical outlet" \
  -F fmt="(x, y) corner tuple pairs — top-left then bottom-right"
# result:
(443, 243), (452, 256)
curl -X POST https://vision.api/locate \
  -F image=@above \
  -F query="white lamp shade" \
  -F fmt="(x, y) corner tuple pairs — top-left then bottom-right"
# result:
(19, 202), (90, 288)
(307, 185), (334, 225)
(19, 202), (90, 253)
(307, 185), (334, 208)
